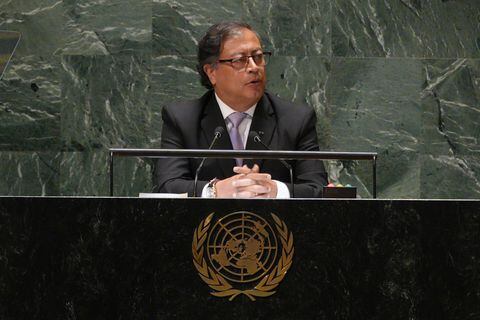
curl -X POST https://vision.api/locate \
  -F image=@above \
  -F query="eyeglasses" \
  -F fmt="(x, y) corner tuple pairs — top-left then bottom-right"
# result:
(217, 52), (272, 70)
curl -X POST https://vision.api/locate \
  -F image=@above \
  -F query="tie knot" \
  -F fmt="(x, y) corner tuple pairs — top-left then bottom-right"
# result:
(228, 112), (247, 128)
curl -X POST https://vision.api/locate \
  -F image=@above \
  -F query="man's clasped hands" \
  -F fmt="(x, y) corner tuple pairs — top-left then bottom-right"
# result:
(215, 164), (277, 198)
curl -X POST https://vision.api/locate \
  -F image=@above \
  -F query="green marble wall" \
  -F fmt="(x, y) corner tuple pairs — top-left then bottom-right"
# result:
(0, 0), (479, 198)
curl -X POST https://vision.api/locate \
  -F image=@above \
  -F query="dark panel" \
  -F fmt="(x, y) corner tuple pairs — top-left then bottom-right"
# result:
(0, 197), (479, 319)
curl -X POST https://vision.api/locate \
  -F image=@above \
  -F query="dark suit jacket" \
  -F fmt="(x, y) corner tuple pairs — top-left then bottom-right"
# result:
(154, 90), (327, 197)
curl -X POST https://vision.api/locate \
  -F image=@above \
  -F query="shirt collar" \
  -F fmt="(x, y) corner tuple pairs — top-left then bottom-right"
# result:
(214, 92), (256, 120)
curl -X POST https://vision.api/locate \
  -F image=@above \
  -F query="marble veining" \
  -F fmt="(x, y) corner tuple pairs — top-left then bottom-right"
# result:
(332, 0), (480, 58)
(0, 0), (479, 197)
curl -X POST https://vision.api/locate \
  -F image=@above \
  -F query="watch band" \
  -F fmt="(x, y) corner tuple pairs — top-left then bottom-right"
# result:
(206, 178), (219, 198)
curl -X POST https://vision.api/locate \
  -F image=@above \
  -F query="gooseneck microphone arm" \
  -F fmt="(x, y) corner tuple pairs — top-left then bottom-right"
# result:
(193, 127), (225, 197)
(248, 131), (295, 198)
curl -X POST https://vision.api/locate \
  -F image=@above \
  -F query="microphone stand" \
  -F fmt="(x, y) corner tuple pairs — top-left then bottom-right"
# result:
(193, 128), (224, 197)
(250, 132), (295, 198)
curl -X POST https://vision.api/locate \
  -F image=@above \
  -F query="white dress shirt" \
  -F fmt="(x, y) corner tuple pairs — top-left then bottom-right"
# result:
(201, 94), (290, 198)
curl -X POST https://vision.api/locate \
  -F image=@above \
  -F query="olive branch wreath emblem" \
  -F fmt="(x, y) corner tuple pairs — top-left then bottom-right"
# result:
(192, 212), (294, 301)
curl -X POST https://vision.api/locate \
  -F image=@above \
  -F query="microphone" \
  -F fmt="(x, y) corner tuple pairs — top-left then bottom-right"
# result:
(248, 131), (295, 198)
(193, 126), (225, 197)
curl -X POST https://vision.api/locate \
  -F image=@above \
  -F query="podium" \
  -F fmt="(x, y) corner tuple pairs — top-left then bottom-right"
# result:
(1, 197), (479, 319)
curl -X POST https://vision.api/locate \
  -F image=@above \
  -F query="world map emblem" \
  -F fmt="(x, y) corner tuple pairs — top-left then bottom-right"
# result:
(192, 211), (294, 301)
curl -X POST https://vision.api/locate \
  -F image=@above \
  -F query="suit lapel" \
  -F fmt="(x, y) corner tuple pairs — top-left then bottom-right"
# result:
(245, 94), (276, 168)
(200, 94), (236, 177)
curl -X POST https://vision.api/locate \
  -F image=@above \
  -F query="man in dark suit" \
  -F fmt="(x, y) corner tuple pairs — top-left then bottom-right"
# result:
(155, 21), (327, 198)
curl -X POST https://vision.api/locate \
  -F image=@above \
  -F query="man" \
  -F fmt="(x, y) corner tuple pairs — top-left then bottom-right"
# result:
(154, 21), (327, 198)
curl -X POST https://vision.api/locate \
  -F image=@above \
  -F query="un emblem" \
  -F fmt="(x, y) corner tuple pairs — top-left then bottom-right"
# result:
(192, 211), (294, 301)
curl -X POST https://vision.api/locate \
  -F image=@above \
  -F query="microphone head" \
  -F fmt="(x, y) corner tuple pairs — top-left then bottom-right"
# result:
(214, 126), (225, 137)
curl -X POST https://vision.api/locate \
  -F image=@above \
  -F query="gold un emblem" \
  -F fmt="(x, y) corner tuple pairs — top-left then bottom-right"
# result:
(192, 211), (294, 301)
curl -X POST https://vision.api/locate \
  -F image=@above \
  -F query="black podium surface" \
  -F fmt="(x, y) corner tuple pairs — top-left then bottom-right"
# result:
(0, 197), (479, 319)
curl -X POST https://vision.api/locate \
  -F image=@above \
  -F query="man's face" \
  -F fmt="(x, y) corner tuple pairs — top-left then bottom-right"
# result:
(204, 28), (266, 111)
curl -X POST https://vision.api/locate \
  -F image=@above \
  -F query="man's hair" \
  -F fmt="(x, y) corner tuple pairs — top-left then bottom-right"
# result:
(197, 21), (259, 89)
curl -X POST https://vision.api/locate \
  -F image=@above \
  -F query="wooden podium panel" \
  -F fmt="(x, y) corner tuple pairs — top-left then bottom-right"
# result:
(0, 197), (479, 319)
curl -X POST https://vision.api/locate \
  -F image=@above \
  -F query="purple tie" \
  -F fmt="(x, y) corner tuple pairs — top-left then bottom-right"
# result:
(227, 112), (247, 166)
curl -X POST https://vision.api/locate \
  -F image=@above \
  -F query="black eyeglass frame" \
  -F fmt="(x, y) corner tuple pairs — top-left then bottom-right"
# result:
(217, 51), (272, 70)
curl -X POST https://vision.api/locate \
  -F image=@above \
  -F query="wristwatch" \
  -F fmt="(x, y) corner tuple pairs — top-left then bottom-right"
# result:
(205, 178), (219, 198)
